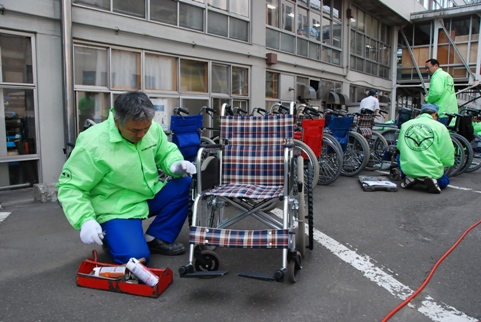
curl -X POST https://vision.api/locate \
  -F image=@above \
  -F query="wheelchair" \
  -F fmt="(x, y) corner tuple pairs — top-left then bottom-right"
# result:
(179, 103), (309, 283)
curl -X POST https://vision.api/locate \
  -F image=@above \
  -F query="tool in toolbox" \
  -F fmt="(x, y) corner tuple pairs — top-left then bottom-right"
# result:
(358, 175), (398, 192)
(76, 250), (173, 298)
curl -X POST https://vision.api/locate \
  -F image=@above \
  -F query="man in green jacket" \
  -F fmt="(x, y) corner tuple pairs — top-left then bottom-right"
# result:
(424, 58), (458, 126)
(58, 91), (196, 264)
(397, 103), (454, 193)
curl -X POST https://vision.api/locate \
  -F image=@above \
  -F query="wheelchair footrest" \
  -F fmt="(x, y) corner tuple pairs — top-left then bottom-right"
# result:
(180, 271), (228, 278)
(190, 226), (290, 249)
(238, 271), (278, 282)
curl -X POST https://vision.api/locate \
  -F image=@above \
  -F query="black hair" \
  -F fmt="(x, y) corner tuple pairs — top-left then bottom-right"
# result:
(425, 58), (440, 67)
(113, 91), (155, 126)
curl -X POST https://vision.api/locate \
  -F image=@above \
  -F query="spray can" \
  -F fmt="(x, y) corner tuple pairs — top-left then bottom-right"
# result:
(92, 266), (127, 279)
(126, 258), (159, 287)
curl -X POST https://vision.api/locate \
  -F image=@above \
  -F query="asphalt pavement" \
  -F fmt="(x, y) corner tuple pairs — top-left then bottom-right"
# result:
(0, 169), (480, 322)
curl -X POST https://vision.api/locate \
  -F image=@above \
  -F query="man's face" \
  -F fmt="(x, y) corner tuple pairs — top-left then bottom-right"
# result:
(424, 62), (438, 76)
(115, 119), (152, 144)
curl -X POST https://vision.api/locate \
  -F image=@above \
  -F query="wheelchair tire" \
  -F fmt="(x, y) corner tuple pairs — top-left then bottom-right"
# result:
(445, 136), (466, 177)
(341, 131), (370, 177)
(293, 139), (320, 192)
(317, 134), (343, 186)
(295, 155), (306, 258)
(450, 133), (473, 175)
(365, 131), (389, 171)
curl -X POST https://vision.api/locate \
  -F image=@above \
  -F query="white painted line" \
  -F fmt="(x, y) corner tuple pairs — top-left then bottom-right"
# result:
(0, 212), (11, 223)
(447, 184), (481, 193)
(271, 208), (477, 322)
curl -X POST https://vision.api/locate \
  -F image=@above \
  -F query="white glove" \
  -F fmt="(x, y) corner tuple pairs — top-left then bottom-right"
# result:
(80, 219), (104, 245)
(170, 160), (197, 175)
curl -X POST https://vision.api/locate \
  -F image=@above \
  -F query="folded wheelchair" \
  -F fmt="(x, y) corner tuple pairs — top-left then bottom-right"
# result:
(179, 103), (309, 283)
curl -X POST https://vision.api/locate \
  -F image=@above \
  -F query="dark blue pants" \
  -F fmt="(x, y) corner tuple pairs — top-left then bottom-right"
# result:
(101, 176), (191, 264)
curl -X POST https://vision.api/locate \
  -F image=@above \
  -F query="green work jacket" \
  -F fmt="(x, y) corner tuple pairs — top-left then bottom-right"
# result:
(425, 68), (458, 117)
(57, 111), (184, 230)
(473, 122), (481, 135)
(397, 113), (454, 179)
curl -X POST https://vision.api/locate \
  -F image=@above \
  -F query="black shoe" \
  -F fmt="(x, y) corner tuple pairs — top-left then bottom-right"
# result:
(424, 177), (441, 194)
(147, 238), (185, 256)
(400, 176), (419, 189)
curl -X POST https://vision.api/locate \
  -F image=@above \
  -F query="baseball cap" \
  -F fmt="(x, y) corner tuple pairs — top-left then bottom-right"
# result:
(368, 89), (377, 96)
(420, 103), (439, 113)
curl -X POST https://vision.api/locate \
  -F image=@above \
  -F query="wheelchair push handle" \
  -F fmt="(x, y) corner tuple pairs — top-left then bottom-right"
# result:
(173, 107), (189, 116)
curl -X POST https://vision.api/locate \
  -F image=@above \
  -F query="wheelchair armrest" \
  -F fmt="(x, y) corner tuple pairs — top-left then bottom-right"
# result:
(195, 145), (223, 193)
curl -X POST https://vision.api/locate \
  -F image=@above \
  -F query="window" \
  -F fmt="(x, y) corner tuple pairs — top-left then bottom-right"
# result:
(350, 7), (391, 79)
(232, 66), (248, 96)
(74, 46), (108, 86)
(145, 54), (177, 91)
(212, 64), (230, 94)
(111, 49), (141, 90)
(0, 32), (39, 188)
(180, 59), (208, 92)
(266, 0), (341, 66)
(150, 0), (177, 25)
(179, 2), (205, 31)
(113, 0), (145, 18)
(208, 11), (229, 37)
(266, 71), (279, 98)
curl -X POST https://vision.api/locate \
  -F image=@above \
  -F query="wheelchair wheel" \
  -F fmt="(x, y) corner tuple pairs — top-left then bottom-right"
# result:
(317, 134), (343, 186)
(450, 133), (473, 175)
(197, 195), (224, 228)
(365, 131), (389, 171)
(293, 139), (320, 192)
(466, 150), (481, 173)
(194, 250), (220, 272)
(288, 251), (302, 283)
(381, 128), (397, 146)
(341, 131), (370, 177)
(445, 136), (466, 177)
(295, 155), (306, 258)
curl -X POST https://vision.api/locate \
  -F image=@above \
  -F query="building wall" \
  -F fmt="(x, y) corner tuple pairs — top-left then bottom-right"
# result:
(0, 0), (423, 185)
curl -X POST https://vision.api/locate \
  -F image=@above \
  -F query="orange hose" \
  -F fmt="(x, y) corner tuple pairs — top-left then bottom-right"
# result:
(381, 218), (481, 321)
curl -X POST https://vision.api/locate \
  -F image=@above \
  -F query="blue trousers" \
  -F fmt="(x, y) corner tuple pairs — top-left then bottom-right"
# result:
(101, 176), (191, 264)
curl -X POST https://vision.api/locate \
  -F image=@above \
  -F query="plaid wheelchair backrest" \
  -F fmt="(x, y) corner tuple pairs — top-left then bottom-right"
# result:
(357, 114), (374, 140)
(220, 114), (294, 186)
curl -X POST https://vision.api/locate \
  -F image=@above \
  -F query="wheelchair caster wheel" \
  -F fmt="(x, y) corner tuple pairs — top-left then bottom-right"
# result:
(178, 264), (194, 277)
(274, 268), (286, 282)
(194, 250), (220, 272)
(390, 168), (401, 181)
(288, 251), (302, 283)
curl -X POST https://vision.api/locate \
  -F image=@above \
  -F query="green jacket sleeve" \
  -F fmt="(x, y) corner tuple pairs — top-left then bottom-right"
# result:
(425, 74), (445, 104)
(57, 145), (107, 230)
(438, 127), (454, 167)
(152, 125), (185, 177)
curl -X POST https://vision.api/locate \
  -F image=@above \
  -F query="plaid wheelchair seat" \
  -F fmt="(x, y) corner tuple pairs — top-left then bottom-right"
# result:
(204, 114), (293, 199)
(189, 226), (289, 249)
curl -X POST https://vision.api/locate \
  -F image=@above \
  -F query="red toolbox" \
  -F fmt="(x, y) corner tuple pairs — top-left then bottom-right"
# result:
(76, 250), (173, 298)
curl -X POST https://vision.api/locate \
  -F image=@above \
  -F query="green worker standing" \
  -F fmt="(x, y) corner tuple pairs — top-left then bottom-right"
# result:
(424, 58), (458, 126)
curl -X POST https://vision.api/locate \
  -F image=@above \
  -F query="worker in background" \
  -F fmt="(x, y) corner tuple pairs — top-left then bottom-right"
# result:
(359, 89), (380, 115)
(424, 58), (458, 126)
(397, 103), (454, 193)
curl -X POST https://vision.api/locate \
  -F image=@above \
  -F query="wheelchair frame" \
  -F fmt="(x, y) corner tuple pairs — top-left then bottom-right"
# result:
(179, 106), (307, 283)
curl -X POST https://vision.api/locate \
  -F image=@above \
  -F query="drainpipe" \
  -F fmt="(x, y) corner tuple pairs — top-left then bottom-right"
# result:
(61, 0), (75, 155)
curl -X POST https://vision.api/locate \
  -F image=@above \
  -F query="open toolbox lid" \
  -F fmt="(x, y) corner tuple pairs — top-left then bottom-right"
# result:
(76, 250), (173, 298)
